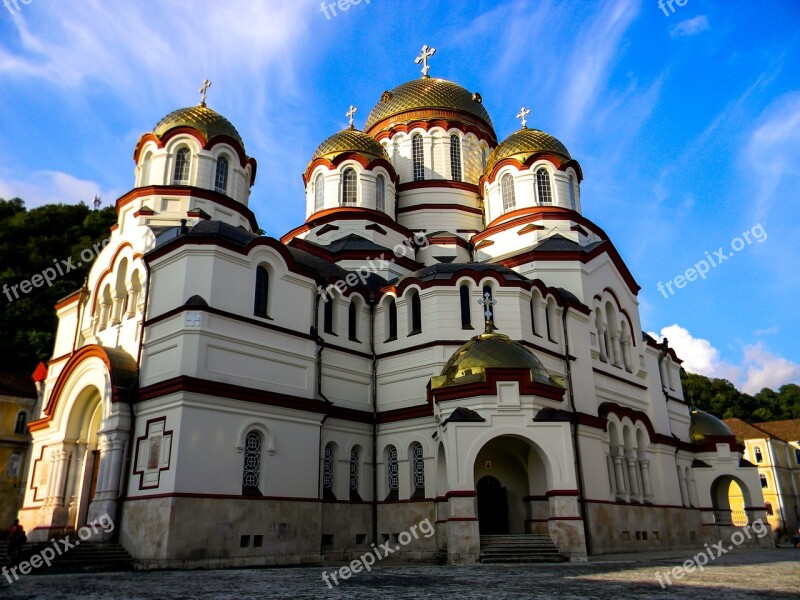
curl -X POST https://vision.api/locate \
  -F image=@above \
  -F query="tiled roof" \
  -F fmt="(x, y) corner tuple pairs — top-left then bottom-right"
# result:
(754, 419), (800, 443)
(0, 373), (36, 399)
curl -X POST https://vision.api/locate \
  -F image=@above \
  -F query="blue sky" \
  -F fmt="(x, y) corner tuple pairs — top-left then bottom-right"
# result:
(1, 0), (798, 393)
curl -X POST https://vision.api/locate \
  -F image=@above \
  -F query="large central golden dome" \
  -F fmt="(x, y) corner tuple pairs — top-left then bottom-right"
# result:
(153, 105), (245, 149)
(485, 128), (571, 174)
(431, 330), (557, 389)
(365, 78), (495, 135)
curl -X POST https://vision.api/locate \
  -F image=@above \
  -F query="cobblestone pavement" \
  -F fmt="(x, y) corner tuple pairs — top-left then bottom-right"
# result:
(1, 549), (797, 599)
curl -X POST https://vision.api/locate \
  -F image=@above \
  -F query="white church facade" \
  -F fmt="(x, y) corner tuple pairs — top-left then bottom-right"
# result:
(18, 50), (771, 566)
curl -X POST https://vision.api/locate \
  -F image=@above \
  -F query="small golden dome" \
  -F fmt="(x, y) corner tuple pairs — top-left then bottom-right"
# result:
(365, 78), (494, 134)
(432, 330), (556, 389)
(312, 128), (390, 163)
(485, 128), (571, 174)
(153, 105), (244, 149)
(689, 409), (734, 443)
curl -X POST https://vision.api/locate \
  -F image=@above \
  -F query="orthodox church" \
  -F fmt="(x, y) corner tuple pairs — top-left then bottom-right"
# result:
(18, 48), (770, 566)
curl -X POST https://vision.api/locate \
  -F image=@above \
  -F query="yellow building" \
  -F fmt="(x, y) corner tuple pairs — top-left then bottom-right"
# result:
(725, 418), (800, 537)
(0, 370), (41, 530)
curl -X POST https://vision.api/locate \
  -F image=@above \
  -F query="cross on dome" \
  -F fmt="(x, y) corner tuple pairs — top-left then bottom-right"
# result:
(346, 105), (358, 129)
(516, 106), (530, 129)
(415, 45), (436, 78)
(199, 79), (212, 106)
(477, 291), (498, 332)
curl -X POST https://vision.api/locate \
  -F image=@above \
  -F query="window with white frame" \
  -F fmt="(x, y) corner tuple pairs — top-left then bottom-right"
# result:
(536, 168), (552, 204)
(342, 168), (357, 205)
(412, 134), (424, 181)
(214, 156), (229, 194)
(450, 134), (462, 182)
(314, 173), (325, 211)
(501, 173), (515, 212)
(173, 147), (190, 184)
(568, 174), (576, 209)
(376, 175), (386, 212)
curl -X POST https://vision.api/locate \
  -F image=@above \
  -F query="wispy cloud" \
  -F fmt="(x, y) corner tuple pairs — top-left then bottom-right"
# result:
(670, 15), (709, 38)
(0, 170), (118, 209)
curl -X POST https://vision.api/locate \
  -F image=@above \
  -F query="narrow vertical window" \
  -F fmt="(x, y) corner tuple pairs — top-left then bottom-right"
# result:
(215, 156), (229, 194)
(760, 473), (768, 488)
(568, 174), (576, 209)
(386, 445), (399, 501)
(536, 168), (553, 204)
(349, 446), (361, 501)
(14, 411), (27, 435)
(450, 134), (462, 182)
(386, 299), (397, 341)
(412, 134), (424, 181)
(323, 443), (336, 500)
(530, 294), (539, 336)
(754, 447), (763, 463)
(242, 431), (262, 496)
(411, 443), (425, 499)
(324, 297), (335, 334)
(173, 147), (190, 184)
(409, 290), (421, 335)
(501, 173), (515, 212)
(375, 175), (386, 212)
(6, 452), (21, 478)
(348, 300), (358, 342)
(254, 266), (269, 317)
(140, 152), (153, 186)
(314, 173), (325, 211)
(460, 285), (471, 328)
(341, 168), (357, 205)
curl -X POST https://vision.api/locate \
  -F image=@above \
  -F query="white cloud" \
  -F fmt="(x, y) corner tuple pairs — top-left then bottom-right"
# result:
(669, 15), (709, 38)
(754, 327), (778, 336)
(0, 170), (117, 209)
(649, 324), (800, 394)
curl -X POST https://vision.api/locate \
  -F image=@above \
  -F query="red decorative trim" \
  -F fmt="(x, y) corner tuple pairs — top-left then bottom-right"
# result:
(570, 224), (588, 236)
(115, 185), (259, 232)
(430, 368), (565, 403)
(548, 516), (583, 521)
(434, 496), (448, 503)
(545, 489), (580, 497)
(396, 202), (483, 216)
(303, 156), (397, 185)
(377, 401), (433, 424)
(447, 517), (479, 522)
(316, 224), (339, 236)
(134, 206), (155, 217)
(368, 115), (497, 145)
(186, 208), (211, 220)
(474, 240), (494, 250)
(593, 287), (637, 347)
(482, 153), (583, 186)
(90, 242), (135, 315)
(47, 353), (71, 366)
(427, 235), (470, 251)
(29, 444), (47, 502)
(523, 495), (548, 502)
(517, 224), (546, 235)
(282, 207), (414, 245)
(644, 336), (684, 364)
(476, 207), (606, 242)
(55, 291), (81, 311)
(592, 368), (648, 390)
(445, 490), (477, 498)
(397, 180), (480, 194)
(365, 223), (387, 234)
(289, 236), (420, 272)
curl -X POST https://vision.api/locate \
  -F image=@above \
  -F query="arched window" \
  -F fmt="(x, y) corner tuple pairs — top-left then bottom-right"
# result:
(323, 443), (336, 500)
(754, 446), (763, 463)
(348, 300), (358, 342)
(536, 168), (553, 204)
(765, 501), (773, 515)
(795, 448), (800, 465)
(214, 156), (229, 194)
(242, 431), (262, 496)
(411, 443), (425, 499)
(409, 290), (421, 336)
(459, 285), (471, 329)
(450, 134), (462, 182)
(173, 147), (190, 184)
(375, 175), (386, 212)
(386, 299), (397, 341)
(481, 145), (488, 173)
(324, 297), (335, 335)
(501, 173), (515, 212)
(568, 174), (576, 210)
(530, 293), (540, 336)
(14, 411), (27, 435)
(546, 298), (558, 342)
(341, 168), (357, 205)
(314, 173), (325, 211)
(140, 152), (153, 186)
(760, 473), (768, 488)
(254, 266), (269, 317)
(412, 134), (424, 181)
(386, 445), (399, 501)
(349, 446), (361, 501)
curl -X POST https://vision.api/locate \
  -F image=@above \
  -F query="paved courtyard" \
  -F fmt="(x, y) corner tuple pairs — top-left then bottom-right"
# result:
(1, 548), (797, 599)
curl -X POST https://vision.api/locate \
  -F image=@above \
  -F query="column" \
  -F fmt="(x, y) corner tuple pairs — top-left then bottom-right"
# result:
(110, 293), (124, 326)
(98, 299), (111, 331)
(621, 339), (633, 372)
(87, 431), (128, 532)
(639, 459), (653, 502)
(677, 467), (689, 507)
(611, 335), (623, 367)
(125, 286), (137, 319)
(598, 327), (609, 362)
(626, 455), (640, 500)
(613, 454), (627, 500)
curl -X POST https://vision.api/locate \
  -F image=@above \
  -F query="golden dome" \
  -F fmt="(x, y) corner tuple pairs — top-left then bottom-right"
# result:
(432, 330), (556, 389)
(365, 78), (494, 134)
(312, 128), (390, 163)
(689, 409), (734, 443)
(153, 105), (244, 149)
(485, 128), (571, 174)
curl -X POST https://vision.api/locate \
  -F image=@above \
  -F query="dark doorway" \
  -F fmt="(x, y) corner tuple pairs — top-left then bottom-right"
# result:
(477, 476), (509, 535)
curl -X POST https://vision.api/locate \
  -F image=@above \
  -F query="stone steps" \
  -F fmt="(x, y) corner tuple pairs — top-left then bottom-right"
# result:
(0, 540), (134, 574)
(479, 534), (564, 564)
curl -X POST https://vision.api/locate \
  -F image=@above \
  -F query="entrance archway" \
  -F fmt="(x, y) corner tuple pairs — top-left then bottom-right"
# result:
(711, 475), (753, 526)
(64, 385), (103, 529)
(473, 435), (549, 535)
(477, 476), (508, 534)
